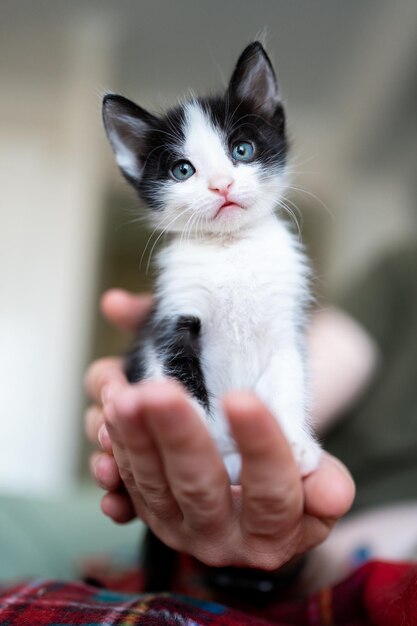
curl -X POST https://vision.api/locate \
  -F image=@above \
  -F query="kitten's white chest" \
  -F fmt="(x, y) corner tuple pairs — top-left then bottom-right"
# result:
(203, 260), (275, 387)
(157, 217), (307, 391)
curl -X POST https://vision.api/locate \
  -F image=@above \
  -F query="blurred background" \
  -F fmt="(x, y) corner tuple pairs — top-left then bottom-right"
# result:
(1, 0), (417, 500)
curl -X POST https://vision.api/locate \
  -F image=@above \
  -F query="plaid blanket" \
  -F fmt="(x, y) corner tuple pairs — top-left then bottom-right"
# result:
(1, 560), (416, 625)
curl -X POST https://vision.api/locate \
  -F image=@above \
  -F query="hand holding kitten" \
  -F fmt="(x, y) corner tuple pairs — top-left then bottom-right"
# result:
(85, 289), (355, 569)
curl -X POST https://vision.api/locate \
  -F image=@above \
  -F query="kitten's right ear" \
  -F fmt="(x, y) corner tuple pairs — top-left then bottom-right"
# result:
(102, 94), (156, 181)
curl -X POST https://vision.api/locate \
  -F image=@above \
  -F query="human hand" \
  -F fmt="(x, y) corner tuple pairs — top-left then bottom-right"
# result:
(85, 293), (355, 568)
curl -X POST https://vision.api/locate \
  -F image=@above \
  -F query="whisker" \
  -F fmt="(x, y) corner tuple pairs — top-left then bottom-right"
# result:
(277, 199), (302, 239)
(287, 185), (335, 221)
(144, 207), (193, 273)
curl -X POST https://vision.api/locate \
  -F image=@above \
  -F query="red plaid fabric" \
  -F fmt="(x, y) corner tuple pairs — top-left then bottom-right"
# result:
(0, 579), (269, 625)
(1, 561), (416, 625)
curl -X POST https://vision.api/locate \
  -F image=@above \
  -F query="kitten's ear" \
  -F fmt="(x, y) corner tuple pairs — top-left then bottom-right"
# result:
(102, 94), (156, 181)
(228, 42), (281, 119)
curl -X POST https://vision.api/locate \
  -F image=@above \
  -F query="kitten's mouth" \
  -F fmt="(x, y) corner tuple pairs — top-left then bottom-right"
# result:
(214, 201), (243, 219)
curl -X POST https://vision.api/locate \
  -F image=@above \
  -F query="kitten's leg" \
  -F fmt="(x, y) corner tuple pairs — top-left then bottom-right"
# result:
(223, 452), (242, 485)
(255, 345), (321, 476)
(153, 314), (211, 413)
(126, 314), (210, 414)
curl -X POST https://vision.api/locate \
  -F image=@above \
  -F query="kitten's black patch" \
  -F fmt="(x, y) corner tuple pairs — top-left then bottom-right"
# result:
(203, 95), (287, 167)
(124, 309), (153, 384)
(125, 311), (210, 413)
(155, 315), (210, 411)
(137, 106), (188, 210)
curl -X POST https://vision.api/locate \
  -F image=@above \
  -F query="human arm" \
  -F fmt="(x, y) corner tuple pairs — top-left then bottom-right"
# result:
(308, 307), (380, 434)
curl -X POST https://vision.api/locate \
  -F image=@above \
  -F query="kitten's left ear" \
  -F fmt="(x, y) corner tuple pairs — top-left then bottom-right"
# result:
(228, 42), (281, 119)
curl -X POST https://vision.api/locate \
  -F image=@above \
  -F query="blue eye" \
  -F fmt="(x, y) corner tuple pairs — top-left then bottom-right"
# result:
(171, 160), (195, 181)
(231, 141), (254, 162)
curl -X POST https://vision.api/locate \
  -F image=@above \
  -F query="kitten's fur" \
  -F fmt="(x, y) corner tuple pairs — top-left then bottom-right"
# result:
(103, 42), (321, 589)
(103, 42), (320, 480)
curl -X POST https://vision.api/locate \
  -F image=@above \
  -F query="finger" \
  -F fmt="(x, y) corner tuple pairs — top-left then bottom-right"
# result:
(143, 380), (232, 535)
(303, 453), (355, 520)
(84, 357), (126, 404)
(292, 454), (355, 555)
(85, 406), (104, 445)
(297, 514), (334, 555)
(101, 491), (136, 524)
(90, 452), (121, 491)
(225, 392), (303, 537)
(105, 382), (181, 524)
(85, 406), (112, 453)
(100, 289), (153, 332)
(98, 424), (113, 453)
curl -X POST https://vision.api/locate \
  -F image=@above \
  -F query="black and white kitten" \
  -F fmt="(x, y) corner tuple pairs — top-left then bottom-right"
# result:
(102, 41), (321, 486)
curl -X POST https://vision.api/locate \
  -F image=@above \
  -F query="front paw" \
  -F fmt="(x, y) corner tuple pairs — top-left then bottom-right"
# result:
(224, 452), (242, 485)
(291, 437), (321, 477)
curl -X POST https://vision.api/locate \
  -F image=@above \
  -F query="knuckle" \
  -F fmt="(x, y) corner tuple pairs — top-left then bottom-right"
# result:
(148, 500), (177, 521)
(118, 471), (176, 521)
(137, 477), (169, 501)
(245, 495), (283, 521)
(118, 467), (137, 493)
(176, 480), (215, 508)
(177, 483), (206, 503)
(138, 481), (177, 520)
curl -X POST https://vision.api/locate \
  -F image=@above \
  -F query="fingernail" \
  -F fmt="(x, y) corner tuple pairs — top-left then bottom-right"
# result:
(98, 424), (107, 448)
(99, 423), (113, 452)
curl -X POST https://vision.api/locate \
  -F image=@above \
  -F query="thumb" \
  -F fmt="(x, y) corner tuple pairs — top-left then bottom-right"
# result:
(100, 289), (153, 332)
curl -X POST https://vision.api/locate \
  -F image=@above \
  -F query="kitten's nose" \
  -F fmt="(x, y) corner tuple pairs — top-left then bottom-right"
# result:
(209, 175), (234, 197)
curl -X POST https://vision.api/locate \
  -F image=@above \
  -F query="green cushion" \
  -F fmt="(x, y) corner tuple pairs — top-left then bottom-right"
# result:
(0, 484), (143, 581)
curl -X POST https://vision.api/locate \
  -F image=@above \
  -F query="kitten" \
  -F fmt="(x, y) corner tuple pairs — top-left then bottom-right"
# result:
(102, 42), (321, 484)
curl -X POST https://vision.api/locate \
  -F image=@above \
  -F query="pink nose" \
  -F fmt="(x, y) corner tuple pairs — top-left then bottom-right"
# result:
(209, 175), (234, 197)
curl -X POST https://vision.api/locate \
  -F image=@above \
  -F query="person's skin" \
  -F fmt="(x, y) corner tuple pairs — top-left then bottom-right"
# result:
(308, 307), (379, 434)
(85, 289), (356, 569)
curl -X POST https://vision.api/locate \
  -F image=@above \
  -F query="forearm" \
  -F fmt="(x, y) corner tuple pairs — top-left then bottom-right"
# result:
(307, 307), (380, 434)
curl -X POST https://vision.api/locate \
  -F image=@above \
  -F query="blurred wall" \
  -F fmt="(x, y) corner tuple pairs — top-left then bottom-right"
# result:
(1, 0), (416, 495)
(0, 12), (114, 494)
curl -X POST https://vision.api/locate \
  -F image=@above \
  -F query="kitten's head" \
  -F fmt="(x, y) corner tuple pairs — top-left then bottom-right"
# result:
(103, 42), (287, 236)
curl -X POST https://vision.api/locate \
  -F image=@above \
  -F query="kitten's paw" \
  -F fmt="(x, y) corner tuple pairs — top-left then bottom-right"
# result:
(224, 452), (241, 485)
(290, 437), (322, 477)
